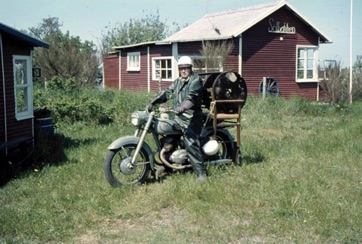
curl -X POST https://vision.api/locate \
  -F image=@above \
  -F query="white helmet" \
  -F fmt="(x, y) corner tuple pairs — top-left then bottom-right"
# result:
(178, 56), (193, 68)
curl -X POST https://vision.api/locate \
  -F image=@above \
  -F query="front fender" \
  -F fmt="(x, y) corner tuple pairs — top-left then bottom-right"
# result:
(107, 136), (155, 170)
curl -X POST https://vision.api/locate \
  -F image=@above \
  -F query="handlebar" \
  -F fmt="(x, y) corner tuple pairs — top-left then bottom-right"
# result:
(146, 104), (181, 115)
(159, 107), (175, 114)
(145, 107), (176, 115)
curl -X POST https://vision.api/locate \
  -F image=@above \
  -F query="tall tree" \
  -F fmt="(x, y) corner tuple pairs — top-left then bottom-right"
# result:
(29, 17), (99, 86)
(100, 10), (181, 54)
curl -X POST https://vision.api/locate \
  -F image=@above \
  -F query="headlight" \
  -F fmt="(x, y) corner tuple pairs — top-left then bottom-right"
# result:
(131, 111), (148, 126)
(131, 112), (140, 126)
(131, 117), (139, 126)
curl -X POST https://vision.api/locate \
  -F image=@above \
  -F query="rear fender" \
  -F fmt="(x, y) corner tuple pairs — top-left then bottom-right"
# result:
(107, 136), (155, 170)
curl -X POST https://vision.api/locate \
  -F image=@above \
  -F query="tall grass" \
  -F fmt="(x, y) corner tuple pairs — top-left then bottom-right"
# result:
(0, 91), (361, 243)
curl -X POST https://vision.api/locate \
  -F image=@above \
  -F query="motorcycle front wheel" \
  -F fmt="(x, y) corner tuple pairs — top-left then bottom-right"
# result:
(104, 144), (151, 187)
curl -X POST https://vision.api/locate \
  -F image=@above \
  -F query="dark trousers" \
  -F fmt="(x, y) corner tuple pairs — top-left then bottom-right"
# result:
(183, 122), (205, 174)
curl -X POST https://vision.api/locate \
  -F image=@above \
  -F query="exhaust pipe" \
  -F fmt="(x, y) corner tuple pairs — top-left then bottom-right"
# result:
(207, 159), (233, 164)
(159, 148), (191, 170)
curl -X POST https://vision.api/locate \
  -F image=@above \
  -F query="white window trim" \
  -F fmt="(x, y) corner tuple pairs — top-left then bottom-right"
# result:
(152, 57), (174, 81)
(127, 52), (140, 71)
(296, 45), (319, 83)
(13, 55), (33, 120)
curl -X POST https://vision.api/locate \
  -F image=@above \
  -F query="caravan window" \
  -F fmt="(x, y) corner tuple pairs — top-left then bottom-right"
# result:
(13, 55), (33, 120)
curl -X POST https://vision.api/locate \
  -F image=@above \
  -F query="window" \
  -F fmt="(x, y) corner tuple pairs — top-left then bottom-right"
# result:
(13, 55), (33, 120)
(193, 57), (222, 73)
(296, 46), (318, 82)
(127, 52), (140, 71)
(152, 58), (173, 81)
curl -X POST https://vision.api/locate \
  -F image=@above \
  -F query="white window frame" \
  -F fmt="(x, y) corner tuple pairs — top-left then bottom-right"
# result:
(127, 52), (140, 71)
(152, 57), (174, 81)
(13, 55), (33, 120)
(296, 45), (319, 82)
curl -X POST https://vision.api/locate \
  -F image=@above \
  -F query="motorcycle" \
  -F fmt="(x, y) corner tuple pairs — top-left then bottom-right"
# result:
(104, 71), (247, 186)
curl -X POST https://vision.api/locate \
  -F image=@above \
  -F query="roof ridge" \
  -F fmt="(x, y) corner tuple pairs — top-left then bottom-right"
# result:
(163, 0), (330, 44)
(205, 1), (279, 18)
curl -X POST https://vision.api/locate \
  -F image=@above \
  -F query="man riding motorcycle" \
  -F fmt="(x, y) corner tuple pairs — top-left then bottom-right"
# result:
(146, 56), (207, 182)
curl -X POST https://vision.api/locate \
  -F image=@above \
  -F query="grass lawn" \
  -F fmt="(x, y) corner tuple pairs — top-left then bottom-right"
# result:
(1, 96), (361, 243)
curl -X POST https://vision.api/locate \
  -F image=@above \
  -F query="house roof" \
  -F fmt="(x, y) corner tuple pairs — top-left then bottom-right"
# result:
(0, 22), (49, 48)
(164, 0), (332, 44)
(113, 41), (171, 50)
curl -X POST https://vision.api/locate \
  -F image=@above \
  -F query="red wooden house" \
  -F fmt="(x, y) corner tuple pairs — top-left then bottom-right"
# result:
(0, 23), (49, 166)
(103, 1), (331, 100)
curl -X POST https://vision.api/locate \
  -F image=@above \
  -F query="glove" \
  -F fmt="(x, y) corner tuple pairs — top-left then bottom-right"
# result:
(175, 100), (194, 114)
(146, 103), (153, 112)
(175, 106), (185, 114)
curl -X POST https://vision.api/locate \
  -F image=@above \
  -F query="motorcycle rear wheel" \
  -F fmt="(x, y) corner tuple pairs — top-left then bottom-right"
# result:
(209, 133), (235, 161)
(104, 144), (151, 186)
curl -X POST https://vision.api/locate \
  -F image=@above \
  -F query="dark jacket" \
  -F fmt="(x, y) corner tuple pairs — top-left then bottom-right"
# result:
(156, 72), (204, 128)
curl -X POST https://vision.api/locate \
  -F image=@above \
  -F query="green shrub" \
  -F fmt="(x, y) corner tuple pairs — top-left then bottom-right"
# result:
(46, 76), (78, 92)
(33, 79), (151, 126)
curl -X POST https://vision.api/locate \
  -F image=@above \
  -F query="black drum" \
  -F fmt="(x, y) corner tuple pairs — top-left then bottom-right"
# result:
(203, 71), (247, 114)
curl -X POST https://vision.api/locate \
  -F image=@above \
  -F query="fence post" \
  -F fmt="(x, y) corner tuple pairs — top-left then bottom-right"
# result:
(262, 77), (267, 99)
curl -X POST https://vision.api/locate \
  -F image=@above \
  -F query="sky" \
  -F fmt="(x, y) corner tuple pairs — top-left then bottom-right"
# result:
(1, 0), (361, 67)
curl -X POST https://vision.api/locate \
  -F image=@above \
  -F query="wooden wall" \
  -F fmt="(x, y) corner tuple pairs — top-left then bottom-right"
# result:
(0, 34), (33, 148)
(104, 5), (325, 100)
(242, 7), (320, 100)
(103, 53), (119, 89)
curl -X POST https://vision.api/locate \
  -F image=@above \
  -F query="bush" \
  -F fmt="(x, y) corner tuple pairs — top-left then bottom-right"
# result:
(33, 78), (150, 126)
(319, 61), (349, 104)
(320, 58), (362, 104)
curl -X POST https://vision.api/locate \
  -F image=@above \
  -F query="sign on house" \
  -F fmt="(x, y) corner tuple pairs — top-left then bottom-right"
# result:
(268, 18), (296, 34)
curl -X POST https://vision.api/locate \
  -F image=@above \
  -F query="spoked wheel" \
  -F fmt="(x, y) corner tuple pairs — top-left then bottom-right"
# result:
(208, 133), (235, 162)
(215, 135), (229, 159)
(104, 144), (151, 187)
(258, 77), (280, 97)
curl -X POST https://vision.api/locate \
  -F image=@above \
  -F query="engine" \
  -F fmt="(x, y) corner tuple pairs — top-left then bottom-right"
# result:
(159, 135), (189, 169)
(170, 149), (188, 164)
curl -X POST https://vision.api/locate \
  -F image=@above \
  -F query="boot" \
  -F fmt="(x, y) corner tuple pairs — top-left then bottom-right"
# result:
(184, 134), (207, 182)
(197, 173), (207, 183)
(192, 162), (207, 183)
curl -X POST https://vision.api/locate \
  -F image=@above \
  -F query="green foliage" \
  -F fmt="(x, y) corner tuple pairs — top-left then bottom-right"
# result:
(45, 76), (78, 91)
(33, 78), (149, 125)
(29, 17), (99, 85)
(100, 10), (183, 54)
(353, 55), (362, 99)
